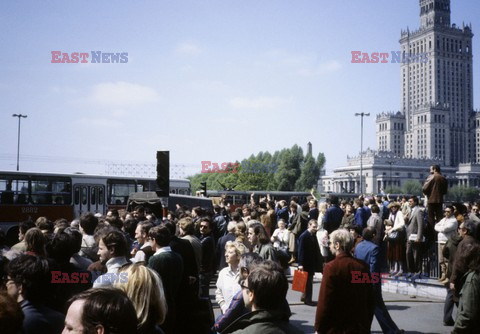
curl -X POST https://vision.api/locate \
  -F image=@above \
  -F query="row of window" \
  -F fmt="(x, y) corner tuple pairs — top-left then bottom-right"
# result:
(0, 176), (191, 206)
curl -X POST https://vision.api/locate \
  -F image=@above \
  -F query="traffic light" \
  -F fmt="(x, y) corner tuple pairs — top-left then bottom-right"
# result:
(156, 151), (169, 197)
(199, 181), (207, 196)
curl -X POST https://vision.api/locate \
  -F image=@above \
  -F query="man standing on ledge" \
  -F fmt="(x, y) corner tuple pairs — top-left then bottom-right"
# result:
(422, 164), (448, 241)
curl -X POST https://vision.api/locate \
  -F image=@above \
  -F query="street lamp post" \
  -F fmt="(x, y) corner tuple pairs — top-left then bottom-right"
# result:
(12, 114), (28, 171)
(386, 160), (395, 192)
(355, 112), (370, 195)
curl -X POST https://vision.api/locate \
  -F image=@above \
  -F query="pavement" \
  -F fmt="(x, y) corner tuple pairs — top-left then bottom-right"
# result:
(210, 276), (455, 334)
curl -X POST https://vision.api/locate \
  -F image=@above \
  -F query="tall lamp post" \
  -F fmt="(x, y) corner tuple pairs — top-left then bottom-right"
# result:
(355, 112), (370, 194)
(12, 114), (28, 171)
(386, 160), (395, 191)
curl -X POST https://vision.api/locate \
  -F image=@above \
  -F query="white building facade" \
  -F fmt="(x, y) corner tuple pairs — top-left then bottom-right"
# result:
(321, 0), (480, 193)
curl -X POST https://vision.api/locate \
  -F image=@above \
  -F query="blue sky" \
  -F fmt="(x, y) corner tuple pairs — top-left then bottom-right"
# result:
(1, 0), (479, 177)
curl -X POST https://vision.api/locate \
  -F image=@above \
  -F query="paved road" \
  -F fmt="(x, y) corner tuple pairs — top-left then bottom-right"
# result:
(210, 278), (455, 333)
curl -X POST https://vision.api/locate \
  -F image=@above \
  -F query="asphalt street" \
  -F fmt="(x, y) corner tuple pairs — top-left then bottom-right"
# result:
(210, 278), (454, 334)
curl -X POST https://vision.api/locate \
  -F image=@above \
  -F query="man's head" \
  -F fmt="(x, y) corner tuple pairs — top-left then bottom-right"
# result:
(408, 196), (419, 208)
(444, 206), (454, 218)
(362, 227), (375, 242)
(308, 199), (317, 209)
(64, 227), (83, 254)
(430, 164), (441, 174)
(64, 288), (137, 334)
(24, 227), (47, 256)
(238, 252), (263, 282)
(329, 229), (354, 256)
(354, 198), (363, 208)
(148, 226), (171, 250)
(307, 219), (318, 234)
(80, 213), (99, 236)
(199, 218), (212, 236)
(328, 195), (339, 206)
(178, 217), (195, 236)
(472, 204), (479, 216)
(134, 205), (146, 221)
(97, 230), (128, 264)
(6, 255), (51, 303)
(135, 222), (154, 245)
(242, 261), (288, 311)
(459, 220), (476, 238)
(247, 222), (269, 246)
(18, 220), (35, 242)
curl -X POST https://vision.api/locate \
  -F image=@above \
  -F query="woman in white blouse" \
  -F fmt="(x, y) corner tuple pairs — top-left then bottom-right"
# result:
(386, 202), (406, 277)
(215, 241), (247, 313)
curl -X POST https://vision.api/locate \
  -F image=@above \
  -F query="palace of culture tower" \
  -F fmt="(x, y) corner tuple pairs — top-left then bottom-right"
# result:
(321, 0), (479, 194)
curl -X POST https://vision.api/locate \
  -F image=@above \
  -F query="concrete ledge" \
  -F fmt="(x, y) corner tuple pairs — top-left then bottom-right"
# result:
(288, 266), (447, 301)
(381, 277), (447, 300)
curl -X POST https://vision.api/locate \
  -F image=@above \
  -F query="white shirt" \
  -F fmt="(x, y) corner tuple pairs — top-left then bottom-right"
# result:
(131, 242), (152, 263)
(215, 266), (240, 313)
(92, 256), (128, 288)
(271, 228), (290, 249)
(434, 216), (458, 243)
(154, 246), (172, 255)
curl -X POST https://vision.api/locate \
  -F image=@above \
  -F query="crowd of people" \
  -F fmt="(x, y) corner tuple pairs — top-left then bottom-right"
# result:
(0, 164), (479, 333)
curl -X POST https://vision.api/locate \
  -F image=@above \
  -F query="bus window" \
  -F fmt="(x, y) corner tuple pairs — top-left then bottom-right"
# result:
(107, 180), (136, 205)
(98, 187), (104, 205)
(91, 187), (96, 205)
(81, 187), (88, 205)
(0, 176), (29, 205)
(31, 177), (71, 205)
(74, 187), (80, 205)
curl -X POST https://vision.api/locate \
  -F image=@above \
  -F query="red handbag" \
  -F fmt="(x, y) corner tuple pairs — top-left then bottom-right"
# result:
(292, 269), (308, 293)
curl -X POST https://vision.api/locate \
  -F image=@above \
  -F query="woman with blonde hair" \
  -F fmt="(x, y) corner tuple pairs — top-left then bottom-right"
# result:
(215, 241), (247, 313)
(114, 263), (168, 334)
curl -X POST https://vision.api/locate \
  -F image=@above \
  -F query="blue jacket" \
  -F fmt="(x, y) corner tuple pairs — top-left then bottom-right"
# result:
(324, 205), (344, 233)
(276, 206), (289, 223)
(354, 240), (380, 276)
(354, 206), (371, 229)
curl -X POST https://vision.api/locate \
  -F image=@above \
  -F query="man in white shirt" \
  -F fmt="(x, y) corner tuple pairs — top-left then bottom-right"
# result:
(93, 230), (129, 288)
(434, 206), (458, 283)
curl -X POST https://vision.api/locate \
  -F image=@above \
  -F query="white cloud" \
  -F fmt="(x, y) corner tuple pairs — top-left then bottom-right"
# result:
(228, 96), (292, 110)
(175, 42), (202, 56)
(87, 81), (160, 108)
(297, 60), (342, 77)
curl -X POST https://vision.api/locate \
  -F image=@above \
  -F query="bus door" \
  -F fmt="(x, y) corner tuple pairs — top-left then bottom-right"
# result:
(73, 184), (105, 217)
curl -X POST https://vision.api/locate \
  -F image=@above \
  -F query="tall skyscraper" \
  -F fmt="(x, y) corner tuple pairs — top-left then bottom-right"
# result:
(321, 1), (479, 194)
(376, 0), (473, 167)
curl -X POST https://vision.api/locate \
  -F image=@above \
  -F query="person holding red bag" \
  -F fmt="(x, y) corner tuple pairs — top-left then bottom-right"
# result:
(297, 219), (323, 306)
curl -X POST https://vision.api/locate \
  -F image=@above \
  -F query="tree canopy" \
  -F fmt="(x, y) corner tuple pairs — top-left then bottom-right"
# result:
(189, 145), (326, 192)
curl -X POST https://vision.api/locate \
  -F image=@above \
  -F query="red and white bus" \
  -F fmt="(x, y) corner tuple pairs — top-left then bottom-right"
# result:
(0, 171), (190, 241)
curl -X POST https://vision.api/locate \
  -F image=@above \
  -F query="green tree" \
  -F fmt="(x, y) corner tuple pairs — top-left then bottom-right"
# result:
(446, 185), (479, 203)
(402, 180), (423, 195)
(274, 150), (301, 191)
(316, 152), (326, 171)
(295, 154), (320, 191)
(385, 186), (402, 194)
(188, 144), (325, 192)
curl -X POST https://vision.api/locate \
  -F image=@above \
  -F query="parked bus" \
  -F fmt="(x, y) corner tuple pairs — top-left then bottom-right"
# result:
(0, 171), (190, 242)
